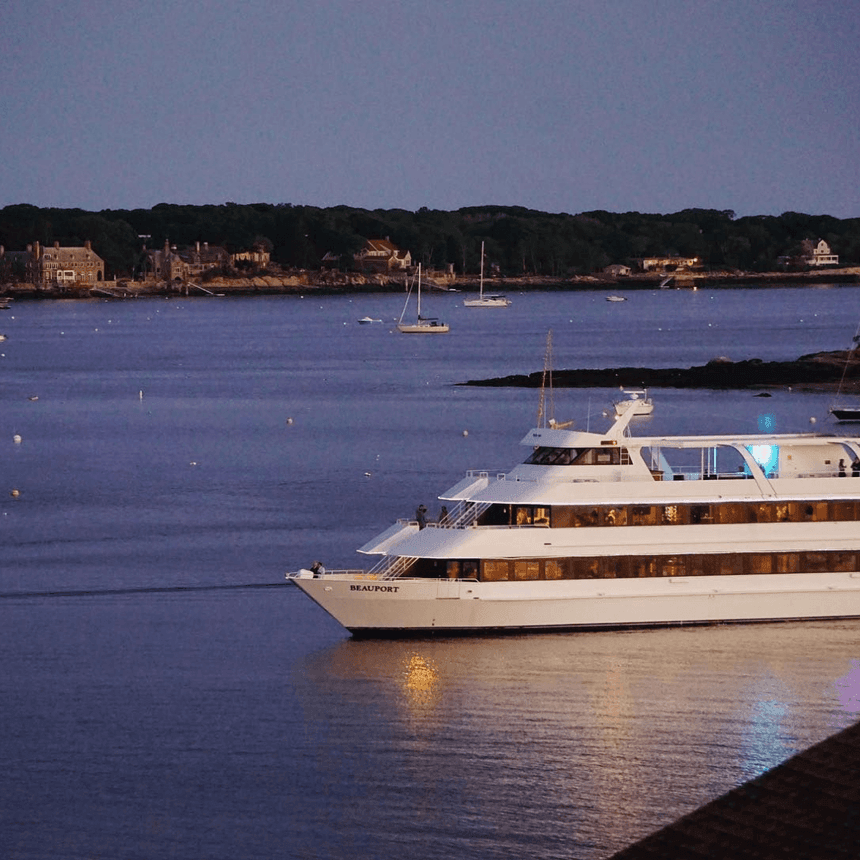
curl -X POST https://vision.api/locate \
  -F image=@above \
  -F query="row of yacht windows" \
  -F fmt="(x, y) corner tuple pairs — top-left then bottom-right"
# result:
(526, 446), (631, 466)
(411, 551), (860, 582)
(479, 500), (860, 528)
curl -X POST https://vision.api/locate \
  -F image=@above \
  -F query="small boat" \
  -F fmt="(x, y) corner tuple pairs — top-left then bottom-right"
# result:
(463, 242), (511, 308)
(287, 400), (860, 637)
(606, 295), (627, 302)
(614, 388), (654, 418)
(357, 316), (382, 325)
(830, 321), (860, 422)
(396, 265), (449, 334)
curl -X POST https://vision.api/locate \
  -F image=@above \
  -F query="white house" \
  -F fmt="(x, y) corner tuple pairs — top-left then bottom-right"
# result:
(805, 239), (839, 267)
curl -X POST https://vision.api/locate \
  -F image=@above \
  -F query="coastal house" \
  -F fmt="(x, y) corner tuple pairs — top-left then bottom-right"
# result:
(632, 255), (699, 273)
(603, 263), (632, 277)
(354, 238), (411, 273)
(804, 239), (839, 267)
(144, 240), (229, 282)
(21, 240), (104, 288)
(231, 246), (271, 267)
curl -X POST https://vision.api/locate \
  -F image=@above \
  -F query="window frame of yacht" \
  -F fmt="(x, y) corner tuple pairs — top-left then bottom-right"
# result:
(473, 550), (859, 582)
(520, 500), (859, 530)
(514, 505), (550, 526)
(524, 446), (631, 466)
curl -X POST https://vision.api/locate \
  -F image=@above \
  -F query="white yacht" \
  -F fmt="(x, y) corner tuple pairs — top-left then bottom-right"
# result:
(614, 388), (654, 417)
(287, 406), (860, 637)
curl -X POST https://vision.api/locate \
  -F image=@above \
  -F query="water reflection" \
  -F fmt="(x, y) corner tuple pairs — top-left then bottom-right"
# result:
(741, 694), (790, 779)
(835, 658), (860, 716)
(293, 621), (860, 857)
(401, 652), (442, 715)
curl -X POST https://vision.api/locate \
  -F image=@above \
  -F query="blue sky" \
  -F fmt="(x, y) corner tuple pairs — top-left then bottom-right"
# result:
(2, 0), (858, 217)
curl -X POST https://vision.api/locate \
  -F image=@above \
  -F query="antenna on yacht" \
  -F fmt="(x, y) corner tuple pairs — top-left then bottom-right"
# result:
(537, 330), (554, 428)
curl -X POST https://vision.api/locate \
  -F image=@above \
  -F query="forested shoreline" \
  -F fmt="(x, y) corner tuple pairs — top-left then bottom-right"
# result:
(1, 203), (859, 283)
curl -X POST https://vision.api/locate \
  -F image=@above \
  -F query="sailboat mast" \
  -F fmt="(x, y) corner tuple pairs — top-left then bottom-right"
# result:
(479, 241), (484, 299)
(537, 330), (554, 428)
(417, 263), (421, 320)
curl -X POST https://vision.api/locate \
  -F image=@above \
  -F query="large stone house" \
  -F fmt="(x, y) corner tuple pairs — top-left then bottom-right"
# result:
(18, 240), (105, 287)
(144, 240), (229, 282)
(354, 238), (411, 272)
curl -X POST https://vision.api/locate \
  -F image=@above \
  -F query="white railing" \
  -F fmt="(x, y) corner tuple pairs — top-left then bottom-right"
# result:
(426, 499), (492, 529)
(370, 555), (419, 580)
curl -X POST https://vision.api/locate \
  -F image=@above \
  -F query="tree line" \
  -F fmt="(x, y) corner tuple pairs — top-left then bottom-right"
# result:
(1, 202), (858, 280)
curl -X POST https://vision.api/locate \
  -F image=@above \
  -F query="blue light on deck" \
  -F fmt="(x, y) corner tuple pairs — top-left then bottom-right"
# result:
(748, 414), (779, 473)
(749, 444), (779, 473)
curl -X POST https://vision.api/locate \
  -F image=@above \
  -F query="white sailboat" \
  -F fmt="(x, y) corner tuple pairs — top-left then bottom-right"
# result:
(463, 242), (511, 308)
(396, 264), (449, 334)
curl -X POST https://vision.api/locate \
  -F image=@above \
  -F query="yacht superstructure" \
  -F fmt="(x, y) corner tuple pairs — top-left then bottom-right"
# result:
(288, 407), (860, 637)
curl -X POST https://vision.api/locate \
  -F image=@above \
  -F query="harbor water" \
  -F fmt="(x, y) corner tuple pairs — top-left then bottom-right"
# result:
(2, 284), (860, 858)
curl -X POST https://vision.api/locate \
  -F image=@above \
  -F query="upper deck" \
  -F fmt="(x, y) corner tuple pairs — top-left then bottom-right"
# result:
(440, 411), (860, 507)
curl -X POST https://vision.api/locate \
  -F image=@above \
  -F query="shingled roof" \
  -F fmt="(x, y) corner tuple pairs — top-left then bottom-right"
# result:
(608, 719), (860, 859)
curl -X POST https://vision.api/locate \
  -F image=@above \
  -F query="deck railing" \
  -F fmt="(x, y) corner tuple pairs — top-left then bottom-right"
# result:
(425, 499), (493, 529)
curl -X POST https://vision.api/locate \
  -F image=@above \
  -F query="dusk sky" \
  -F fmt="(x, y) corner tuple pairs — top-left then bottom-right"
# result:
(2, 0), (858, 218)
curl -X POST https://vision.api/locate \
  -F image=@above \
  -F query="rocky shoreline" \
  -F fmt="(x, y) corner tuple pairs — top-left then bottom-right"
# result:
(459, 350), (860, 392)
(2, 266), (859, 299)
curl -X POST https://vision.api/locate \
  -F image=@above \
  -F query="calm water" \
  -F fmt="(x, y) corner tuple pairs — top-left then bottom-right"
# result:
(2, 285), (860, 858)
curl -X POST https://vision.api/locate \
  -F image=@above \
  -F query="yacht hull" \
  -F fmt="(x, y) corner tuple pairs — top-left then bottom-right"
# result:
(290, 571), (860, 637)
(463, 297), (510, 308)
(396, 323), (449, 333)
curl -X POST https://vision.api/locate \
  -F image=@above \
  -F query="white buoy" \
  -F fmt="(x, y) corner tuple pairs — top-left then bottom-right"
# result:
(139, 390), (143, 400)
(810, 417), (817, 425)
(10, 489), (20, 498)
(462, 430), (469, 437)
(286, 417), (294, 425)
(13, 434), (22, 444)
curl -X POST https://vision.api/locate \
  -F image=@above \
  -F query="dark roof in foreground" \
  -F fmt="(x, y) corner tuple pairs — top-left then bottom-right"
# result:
(608, 719), (860, 860)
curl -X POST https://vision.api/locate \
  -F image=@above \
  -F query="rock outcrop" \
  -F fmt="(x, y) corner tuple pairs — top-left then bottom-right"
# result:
(460, 351), (860, 391)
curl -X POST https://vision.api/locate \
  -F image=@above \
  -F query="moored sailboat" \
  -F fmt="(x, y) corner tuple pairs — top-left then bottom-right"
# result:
(830, 321), (860, 421)
(396, 264), (449, 333)
(463, 242), (510, 308)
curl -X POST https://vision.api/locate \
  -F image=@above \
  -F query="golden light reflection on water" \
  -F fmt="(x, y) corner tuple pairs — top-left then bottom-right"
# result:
(401, 652), (442, 715)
